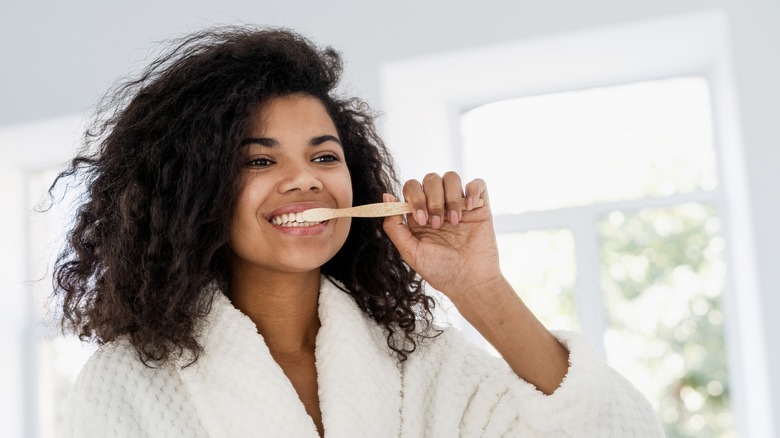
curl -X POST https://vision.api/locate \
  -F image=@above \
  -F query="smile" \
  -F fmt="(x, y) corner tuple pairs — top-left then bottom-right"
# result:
(269, 212), (324, 227)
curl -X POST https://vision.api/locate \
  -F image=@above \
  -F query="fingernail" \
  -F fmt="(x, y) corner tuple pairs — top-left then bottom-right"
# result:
(466, 196), (474, 210)
(416, 210), (427, 226)
(449, 210), (459, 225)
(431, 215), (442, 229)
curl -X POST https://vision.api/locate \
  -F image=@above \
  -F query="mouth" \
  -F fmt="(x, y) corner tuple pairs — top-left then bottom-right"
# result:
(268, 211), (325, 228)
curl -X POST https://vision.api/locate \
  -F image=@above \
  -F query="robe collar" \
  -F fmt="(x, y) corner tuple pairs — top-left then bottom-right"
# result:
(176, 276), (402, 437)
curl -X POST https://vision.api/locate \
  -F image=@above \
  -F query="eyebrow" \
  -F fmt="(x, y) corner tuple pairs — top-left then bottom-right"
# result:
(239, 134), (342, 148)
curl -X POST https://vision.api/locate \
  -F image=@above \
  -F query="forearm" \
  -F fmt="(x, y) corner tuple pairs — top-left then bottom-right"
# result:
(452, 277), (570, 395)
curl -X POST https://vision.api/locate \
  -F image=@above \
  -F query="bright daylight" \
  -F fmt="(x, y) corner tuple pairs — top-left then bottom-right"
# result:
(2, 4), (777, 438)
(460, 76), (732, 437)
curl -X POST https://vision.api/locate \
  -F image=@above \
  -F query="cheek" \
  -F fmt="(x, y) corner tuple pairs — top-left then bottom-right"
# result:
(231, 196), (253, 230)
(230, 181), (266, 232)
(338, 218), (352, 238)
(330, 218), (352, 257)
(339, 170), (354, 206)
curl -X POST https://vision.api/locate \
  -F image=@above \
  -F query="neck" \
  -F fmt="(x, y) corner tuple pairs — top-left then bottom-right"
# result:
(228, 267), (322, 357)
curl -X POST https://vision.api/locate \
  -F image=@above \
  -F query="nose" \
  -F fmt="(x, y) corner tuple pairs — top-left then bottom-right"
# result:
(278, 161), (324, 193)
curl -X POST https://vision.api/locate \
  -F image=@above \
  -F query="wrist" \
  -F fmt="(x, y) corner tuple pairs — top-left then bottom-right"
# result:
(448, 275), (516, 322)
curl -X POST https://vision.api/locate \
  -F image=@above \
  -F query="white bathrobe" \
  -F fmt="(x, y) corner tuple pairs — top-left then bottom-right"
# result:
(63, 277), (663, 437)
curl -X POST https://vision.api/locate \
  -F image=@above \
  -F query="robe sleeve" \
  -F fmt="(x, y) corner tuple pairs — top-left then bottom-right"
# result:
(400, 327), (665, 437)
(60, 342), (206, 438)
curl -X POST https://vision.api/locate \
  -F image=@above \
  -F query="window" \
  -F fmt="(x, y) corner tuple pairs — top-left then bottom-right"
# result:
(380, 11), (773, 437)
(459, 76), (732, 436)
(459, 77), (717, 214)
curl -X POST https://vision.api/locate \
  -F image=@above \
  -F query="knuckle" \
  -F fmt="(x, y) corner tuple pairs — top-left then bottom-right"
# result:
(403, 179), (422, 192)
(445, 198), (461, 208)
(404, 178), (421, 188)
(466, 178), (486, 190)
(442, 170), (460, 180)
(427, 201), (445, 211)
(422, 173), (442, 185)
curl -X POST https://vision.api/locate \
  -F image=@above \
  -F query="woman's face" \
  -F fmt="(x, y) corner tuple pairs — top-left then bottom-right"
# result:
(229, 94), (353, 276)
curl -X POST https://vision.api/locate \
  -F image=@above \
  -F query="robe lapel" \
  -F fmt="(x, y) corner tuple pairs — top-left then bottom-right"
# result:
(176, 278), (402, 437)
(177, 289), (319, 437)
(316, 278), (402, 437)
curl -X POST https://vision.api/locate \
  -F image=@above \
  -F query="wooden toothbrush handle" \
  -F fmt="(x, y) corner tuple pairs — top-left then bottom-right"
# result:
(301, 198), (484, 221)
(337, 198), (482, 218)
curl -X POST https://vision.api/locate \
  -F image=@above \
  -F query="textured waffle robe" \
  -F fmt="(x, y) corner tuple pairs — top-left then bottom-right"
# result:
(64, 277), (664, 437)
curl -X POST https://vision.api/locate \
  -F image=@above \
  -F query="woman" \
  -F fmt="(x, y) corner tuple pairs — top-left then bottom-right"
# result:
(55, 26), (663, 436)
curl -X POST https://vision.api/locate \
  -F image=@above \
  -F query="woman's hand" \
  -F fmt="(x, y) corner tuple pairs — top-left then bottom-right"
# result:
(383, 171), (570, 393)
(382, 171), (505, 310)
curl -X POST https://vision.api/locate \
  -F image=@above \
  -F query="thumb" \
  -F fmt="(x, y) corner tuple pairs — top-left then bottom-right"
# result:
(381, 193), (419, 264)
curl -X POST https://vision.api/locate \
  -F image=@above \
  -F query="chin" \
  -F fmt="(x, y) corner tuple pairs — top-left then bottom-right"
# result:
(272, 251), (338, 273)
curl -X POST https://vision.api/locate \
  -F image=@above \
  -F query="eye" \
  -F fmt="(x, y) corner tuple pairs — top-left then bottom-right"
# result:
(245, 157), (274, 167)
(312, 153), (341, 164)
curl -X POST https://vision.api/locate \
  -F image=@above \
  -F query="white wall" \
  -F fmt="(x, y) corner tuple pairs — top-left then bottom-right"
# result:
(2, 0), (778, 434)
(0, 163), (27, 438)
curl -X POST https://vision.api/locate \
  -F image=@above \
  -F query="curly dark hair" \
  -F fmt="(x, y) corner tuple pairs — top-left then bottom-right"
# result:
(52, 26), (438, 366)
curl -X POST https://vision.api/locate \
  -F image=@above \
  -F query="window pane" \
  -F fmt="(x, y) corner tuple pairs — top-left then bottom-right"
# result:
(497, 229), (579, 331)
(599, 203), (733, 437)
(459, 77), (717, 214)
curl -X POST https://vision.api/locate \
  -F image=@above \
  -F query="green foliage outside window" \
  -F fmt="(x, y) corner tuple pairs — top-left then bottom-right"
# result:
(599, 203), (733, 437)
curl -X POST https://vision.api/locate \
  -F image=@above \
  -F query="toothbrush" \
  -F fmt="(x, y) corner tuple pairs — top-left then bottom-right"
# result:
(300, 198), (484, 222)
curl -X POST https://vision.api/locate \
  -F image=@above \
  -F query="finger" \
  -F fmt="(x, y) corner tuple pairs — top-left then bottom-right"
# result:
(382, 195), (419, 265)
(402, 179), (427, 226)
(464, 178), (489, 210)
(442, 171), (465, 225)
(383, 192), (400, 212)
(422, 173), (445, 229)
(383, 192), (405, 222)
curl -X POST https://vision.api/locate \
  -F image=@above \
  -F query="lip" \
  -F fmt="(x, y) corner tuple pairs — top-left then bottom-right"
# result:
(271, 220), (329, 236)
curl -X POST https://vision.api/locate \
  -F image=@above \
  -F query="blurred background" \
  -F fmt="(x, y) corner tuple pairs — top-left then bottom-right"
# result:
(1, 1), (778, 437)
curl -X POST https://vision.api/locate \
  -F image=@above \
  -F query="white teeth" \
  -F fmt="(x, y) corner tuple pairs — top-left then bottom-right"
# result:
(269, 212), (323, 227)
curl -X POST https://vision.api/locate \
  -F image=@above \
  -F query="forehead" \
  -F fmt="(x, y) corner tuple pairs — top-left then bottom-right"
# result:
(249, 94), (337, 136)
